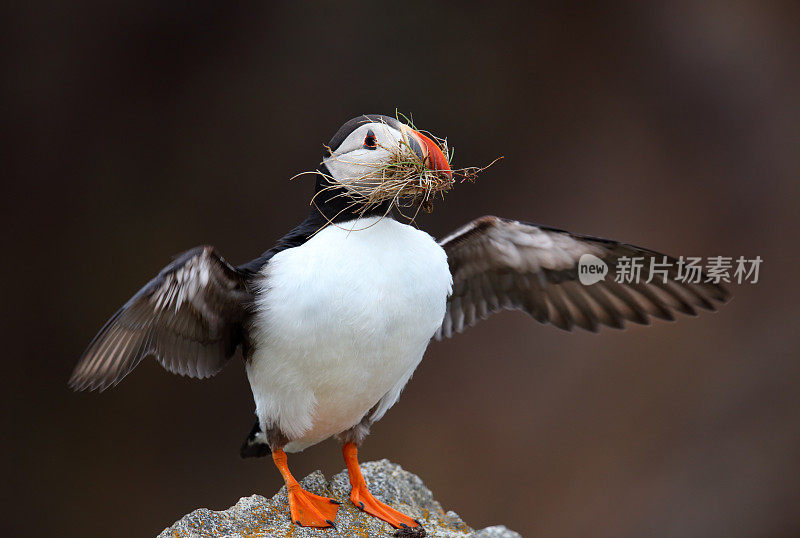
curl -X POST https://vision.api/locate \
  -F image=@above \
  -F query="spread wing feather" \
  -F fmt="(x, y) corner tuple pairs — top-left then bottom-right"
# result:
(70, 246), (251, 391)
(436, 216), (729, 339)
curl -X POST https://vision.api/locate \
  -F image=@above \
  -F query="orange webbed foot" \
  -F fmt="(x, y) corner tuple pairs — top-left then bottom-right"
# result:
(287, 485), (340, 528)
(350, 483), (421, 530)
(342, 442), (423, 532)
(272, 448), (338, 528)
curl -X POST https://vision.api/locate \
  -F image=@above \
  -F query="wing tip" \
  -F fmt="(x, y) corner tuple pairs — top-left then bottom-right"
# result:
(68, 374), (109, 393)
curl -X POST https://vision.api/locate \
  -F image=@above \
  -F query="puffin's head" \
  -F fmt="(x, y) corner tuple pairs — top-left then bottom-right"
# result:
(317, 114), (453, 214)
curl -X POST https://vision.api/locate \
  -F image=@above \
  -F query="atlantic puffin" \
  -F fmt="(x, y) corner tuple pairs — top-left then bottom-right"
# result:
(70, 114), (728, 533)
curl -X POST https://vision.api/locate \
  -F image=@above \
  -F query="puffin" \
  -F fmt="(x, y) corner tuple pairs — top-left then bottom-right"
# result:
(70, 114), (729, 533)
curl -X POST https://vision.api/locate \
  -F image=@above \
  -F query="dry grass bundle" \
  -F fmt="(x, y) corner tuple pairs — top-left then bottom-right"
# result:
(292, 115), (501, 231)
(313, 132), (499, 224)
(321, 136), (452, 214)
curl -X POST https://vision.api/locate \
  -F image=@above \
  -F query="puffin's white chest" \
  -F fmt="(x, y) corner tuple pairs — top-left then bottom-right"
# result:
(247, 217), (452, 451)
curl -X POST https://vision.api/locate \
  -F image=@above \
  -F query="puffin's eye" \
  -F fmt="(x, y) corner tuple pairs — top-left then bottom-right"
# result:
(363, 130), (377, 150)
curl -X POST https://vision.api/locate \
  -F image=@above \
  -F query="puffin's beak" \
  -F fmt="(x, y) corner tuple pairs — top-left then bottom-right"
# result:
(402, 126), (452, 179)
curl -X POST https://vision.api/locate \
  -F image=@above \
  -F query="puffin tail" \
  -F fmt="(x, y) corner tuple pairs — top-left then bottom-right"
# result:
(240, 420), (271, 458)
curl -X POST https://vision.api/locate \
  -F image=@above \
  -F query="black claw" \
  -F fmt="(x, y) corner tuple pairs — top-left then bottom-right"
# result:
(359, 501), (365, 510)
(400, 523), (410, 528)
(329, 499), (341, 505)
(326, 519), (337, 529)
(413, 519), (422, 526)
(393, 526), (427, 538)
(295, 520), (302, 526)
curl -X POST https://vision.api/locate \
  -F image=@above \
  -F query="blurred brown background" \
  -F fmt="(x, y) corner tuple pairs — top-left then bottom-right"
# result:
(4, 2), (800, 537)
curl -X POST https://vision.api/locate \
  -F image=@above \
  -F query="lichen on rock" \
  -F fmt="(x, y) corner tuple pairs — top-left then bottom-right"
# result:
(157, 459), (520, 538)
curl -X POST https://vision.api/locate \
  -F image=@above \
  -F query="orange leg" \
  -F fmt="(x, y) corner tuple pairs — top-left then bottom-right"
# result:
(272, 449), (339, 528)
(342, 442), (421, 530)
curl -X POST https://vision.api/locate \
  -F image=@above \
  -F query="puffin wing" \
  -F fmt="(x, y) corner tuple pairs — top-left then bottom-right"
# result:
(436, 216), (729, 338)
(70, 246), (251, 391)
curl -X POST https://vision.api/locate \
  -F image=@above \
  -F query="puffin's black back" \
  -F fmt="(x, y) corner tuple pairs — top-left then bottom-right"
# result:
(237, 164), (393, 279)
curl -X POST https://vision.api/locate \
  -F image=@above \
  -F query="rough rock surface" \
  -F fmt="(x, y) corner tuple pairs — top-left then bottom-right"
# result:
(158, 460), (520, 538)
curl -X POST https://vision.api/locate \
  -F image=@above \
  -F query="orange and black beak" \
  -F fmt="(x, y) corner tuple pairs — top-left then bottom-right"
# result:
(400, 125), (452, 179)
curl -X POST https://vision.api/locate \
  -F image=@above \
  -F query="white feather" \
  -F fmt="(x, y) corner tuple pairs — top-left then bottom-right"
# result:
(247, 216), (452, 452)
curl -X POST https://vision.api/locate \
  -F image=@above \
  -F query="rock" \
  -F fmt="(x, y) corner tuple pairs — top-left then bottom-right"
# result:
(158, 459), (521, 538)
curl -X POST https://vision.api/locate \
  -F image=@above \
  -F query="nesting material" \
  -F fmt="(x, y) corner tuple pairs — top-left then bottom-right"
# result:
(312, 129), (500, 222)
